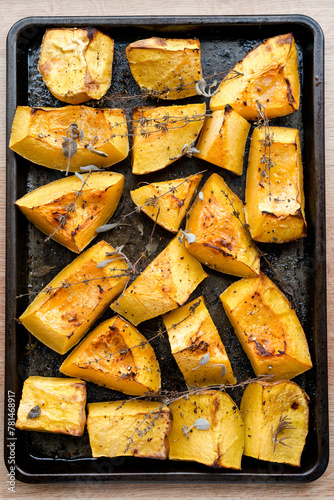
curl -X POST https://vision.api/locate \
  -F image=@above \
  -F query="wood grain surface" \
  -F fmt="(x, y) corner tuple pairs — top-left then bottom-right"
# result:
(0, 1), (333, 498)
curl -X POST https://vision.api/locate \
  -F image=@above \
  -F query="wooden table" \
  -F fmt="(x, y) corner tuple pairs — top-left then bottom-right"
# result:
(0, 1), (333, 498)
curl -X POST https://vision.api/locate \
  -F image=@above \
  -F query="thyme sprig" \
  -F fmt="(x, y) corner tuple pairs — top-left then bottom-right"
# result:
(255, 100), (274, 201)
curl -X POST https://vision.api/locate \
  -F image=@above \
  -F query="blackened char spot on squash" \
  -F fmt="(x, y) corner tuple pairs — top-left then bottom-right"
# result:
(276, 33), (292, 46)
(87, 28), (98, 41)
(291, 402), (299, 410)
(224, 104), (233, 115)
(285, 78), (296, 106)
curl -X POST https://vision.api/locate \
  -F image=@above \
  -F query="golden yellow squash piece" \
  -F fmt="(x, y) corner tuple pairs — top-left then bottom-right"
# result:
(87, 400), (172, 459)
(210, 33), (300, 120)
(130, 173), (202, 233)
(111, 232), (208, 325)
(240, 381), (309, 466)
(9, 106), (128, 172)
(169, 391), (244, 469)
(195, 106), (250, 175)
(60, 316), (161, 396)
(132, 103), (206, 175)
(15, 376), (86, 436)
(220, 273), (312, 380)
(39, 28), (114, 104)
(185, 173), (260, 277)
(163, 296), (236, 387)
(15, 172), (124, 253)
(20, 240), (129, 354)
(126, 37), (202, 100)
(245, 126), (306, 243)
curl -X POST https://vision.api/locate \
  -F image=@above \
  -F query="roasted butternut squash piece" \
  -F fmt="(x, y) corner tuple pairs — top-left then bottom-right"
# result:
(20, 240), (129, 354)
(195, 106), (250, 175)
(15, 172), (124, 253)
(169, 391), (244, 469)
(87, 400), (172, 459)
(210, 33), (300, 120)
(245, 126), (306, 243)
(60, 316), (161, 396)
(9, 106), (128, 172)
(126, 37), (202, 100)
(15, 376), (86, 436)
(130, 173), (202, 233)
(185, 173), (260, 277)
(220, 273), (312, 380)
(111, 232), (207, 325)
(38, 28), (114, 104)
(241, 380), (309, 466)
(163, 296), (236, 387)
(132, 103), (206, 175)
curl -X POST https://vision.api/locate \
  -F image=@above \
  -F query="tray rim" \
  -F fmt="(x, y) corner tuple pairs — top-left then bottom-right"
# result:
(5, 14), (328, 484)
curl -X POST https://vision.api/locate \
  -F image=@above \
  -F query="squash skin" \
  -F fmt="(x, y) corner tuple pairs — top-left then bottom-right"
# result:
(111, 232), (208, 326)
(169, 391), (244, 469)
(130, 174), (202, 233)
(131, 103), (206, 175)
(19, 240), (129, 354)
(15, 172), (124, 253)
(15, 376), (86, 436)
(87, 400), (172, 459)
(240, 381), (309, 466)
(163, 296), (236, 387)
(220, 273), (312, 381)
(185, 173), (260, 278)
(38, 28), (114, 104)
(126, 37), (202, 100)
(210, 33), (300, 120)
(195, 106), (250, 175)
(9, 106), (129, 171)
(60, 316), (161, 396)
(245, 126), (307, 243)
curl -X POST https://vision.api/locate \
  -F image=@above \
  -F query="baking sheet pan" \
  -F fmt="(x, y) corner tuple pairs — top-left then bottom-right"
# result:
(5, 15), (328, 483)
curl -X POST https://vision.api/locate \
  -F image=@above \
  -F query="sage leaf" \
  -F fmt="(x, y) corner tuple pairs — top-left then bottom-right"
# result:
(80, 165), (101, 172)
(31, 265), (56, 278)
(75, 172), (84, 182)
(27, 405), (41, 419)
(95, 223), (119, 233)
(193, 418), (210, 431)
(62, 136), (77, 160)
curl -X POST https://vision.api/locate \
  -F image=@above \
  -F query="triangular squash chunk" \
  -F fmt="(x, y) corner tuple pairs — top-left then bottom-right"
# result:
(15, 172), (124, 253)
(186, 173), (260, 277)
(111, 232), (208, 325)
(210, 33), (300, 120)
(60, 316), (161, 396)
(130, 173), (202, 232)
(132, 103), (206, 175)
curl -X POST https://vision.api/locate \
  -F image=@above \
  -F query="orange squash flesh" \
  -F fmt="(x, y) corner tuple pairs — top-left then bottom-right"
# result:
(15, 172), (124, 253)
(220, 273), (312, 381)
(9, 106), (129, 171)
(210, 33), (300, 120)
(60, 316), (161, 396)
(185, 173), (260, 278)
(19, 241), (129, 354)
(245, 126), (306, 243)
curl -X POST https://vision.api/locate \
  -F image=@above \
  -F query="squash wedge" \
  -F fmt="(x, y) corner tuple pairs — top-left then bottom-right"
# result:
(220, 273), (312, 380)
(39, 28), (114, 104)
(130, 173), (202, 233)
(19, 240), (129, 354)
(240, 380), (309, 466)
(245, 126), (306, 243)
(132, 103), (206, 175)
(87, 400), (172, 459)
(60, 316), (161, 396)
(111, 232), (208, 325)
(15, 172), (124, 253)
(163, 296), (236, 387)
(169, 391), (244, 469)
(15, 376), (86, 436)
(210, 33), (300, 120)
(185, 173), (260, 277)
(126, 37), (202, 100)
(195, 106), (250, 175)
(9, 106), (128, 171)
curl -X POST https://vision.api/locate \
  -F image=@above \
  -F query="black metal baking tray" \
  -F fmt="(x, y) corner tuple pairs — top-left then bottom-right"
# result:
(5, 15), (327, 483)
